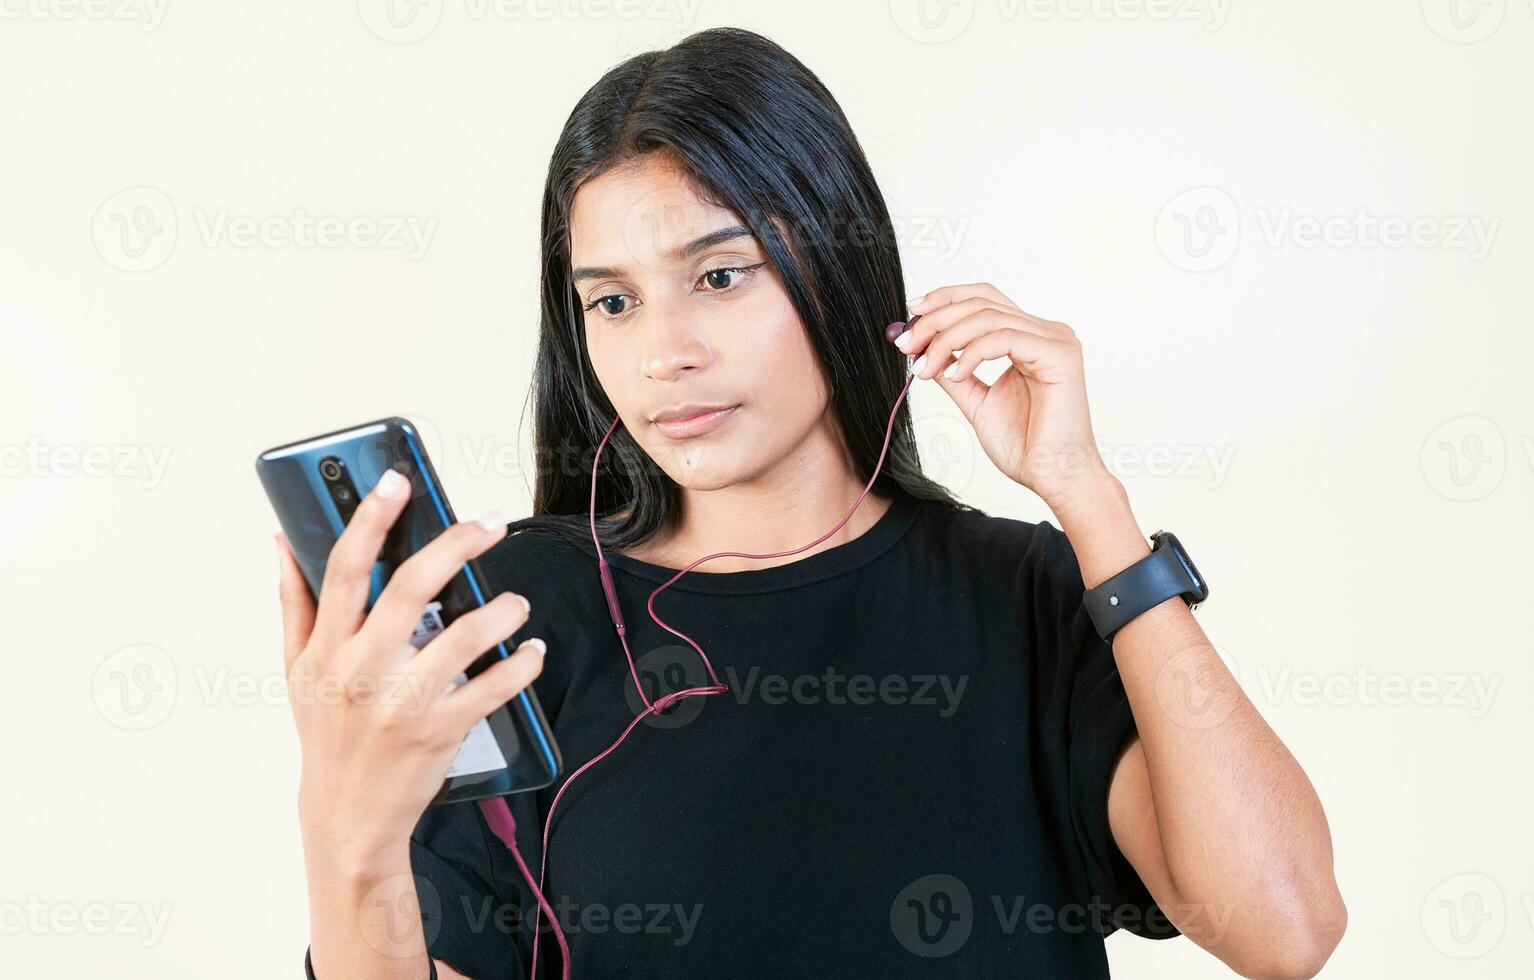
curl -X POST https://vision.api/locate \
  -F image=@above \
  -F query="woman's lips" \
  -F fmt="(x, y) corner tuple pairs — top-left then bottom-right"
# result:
(653, 405), (740, 439)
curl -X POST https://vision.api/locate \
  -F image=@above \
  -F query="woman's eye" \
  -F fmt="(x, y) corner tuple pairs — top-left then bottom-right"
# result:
(697, 262), (766, 293)
(582, 293), (633, 318)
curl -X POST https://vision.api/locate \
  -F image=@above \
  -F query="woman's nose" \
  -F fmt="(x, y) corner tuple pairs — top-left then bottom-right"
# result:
(641, 311), (712, 381)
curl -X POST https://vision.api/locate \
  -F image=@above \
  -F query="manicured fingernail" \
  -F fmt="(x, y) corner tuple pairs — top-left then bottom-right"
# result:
(528, 637), (547, 656)
(476, 510), (505, 532)
(516, 593), (531, 615)
(376, 468), (409, 498)
(913, 354), (927, 375)
(943, 361), (959, 380)
(893, 329), (913, 351)
(907, 293), (926, 309)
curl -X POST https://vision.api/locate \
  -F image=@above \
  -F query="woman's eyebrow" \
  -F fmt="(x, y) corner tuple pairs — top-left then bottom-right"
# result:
(571, 224), (755, 283)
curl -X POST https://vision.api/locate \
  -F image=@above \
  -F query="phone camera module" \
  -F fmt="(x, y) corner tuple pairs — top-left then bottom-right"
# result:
(319, 457), (345, 482)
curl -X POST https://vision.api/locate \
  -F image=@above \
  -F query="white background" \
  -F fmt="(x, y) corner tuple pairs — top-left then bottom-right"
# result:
(2, 0), (1530, 976)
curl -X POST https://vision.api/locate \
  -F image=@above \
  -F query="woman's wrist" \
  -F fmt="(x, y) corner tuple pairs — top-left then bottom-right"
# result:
(1046, 476), (1153, 590)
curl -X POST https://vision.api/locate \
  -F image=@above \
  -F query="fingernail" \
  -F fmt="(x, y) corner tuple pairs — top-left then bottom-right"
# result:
(476, 510), (506, 532)
(528, 637), (547, 656)
(893, 329), (913, 351)
(907, 293), (926, 309)
(516, 593), (531, 616)
(913, 354), (928, 375)
(943, 361), (959, 380)
(376, 468), (409, 498)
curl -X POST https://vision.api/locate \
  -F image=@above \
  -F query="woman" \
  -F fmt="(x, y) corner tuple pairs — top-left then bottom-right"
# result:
(280, 27), (1345, 979)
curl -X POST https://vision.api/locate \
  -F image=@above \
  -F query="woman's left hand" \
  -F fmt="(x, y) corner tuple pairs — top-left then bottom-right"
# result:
(896, 282), (1113, 512)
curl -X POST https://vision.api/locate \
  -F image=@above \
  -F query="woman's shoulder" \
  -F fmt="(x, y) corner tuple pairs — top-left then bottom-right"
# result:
(918, 496), (1069, 567)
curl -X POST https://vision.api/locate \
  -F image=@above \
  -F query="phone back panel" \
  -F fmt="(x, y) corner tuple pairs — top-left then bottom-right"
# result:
(256, 417), (560, 803)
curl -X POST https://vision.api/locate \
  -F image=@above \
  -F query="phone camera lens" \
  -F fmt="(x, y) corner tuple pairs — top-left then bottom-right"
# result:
(319, 458), (344, 482)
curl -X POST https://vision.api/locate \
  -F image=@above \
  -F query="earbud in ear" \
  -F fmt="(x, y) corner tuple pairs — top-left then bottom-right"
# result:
(884, 313), (921, 344)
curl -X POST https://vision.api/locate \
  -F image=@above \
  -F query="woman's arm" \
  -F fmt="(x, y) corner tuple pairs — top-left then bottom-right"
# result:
(898, 282), (1345, 978)
(1053, 476), (1346, 980)
(275, 471), (545, 980)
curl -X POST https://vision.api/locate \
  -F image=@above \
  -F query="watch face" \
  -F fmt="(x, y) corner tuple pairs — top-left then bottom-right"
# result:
(1157, 531), (1208, 602)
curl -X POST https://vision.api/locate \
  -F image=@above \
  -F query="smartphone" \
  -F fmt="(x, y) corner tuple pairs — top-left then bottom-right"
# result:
(255, 416), (561, 804)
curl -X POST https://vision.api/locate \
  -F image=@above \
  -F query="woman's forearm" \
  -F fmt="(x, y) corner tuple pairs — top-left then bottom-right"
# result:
(303, 829), (435, 980)
(1051, 476), (1346, 976)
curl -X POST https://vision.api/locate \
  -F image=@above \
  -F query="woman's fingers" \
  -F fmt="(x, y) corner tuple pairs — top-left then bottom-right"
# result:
(358, 515), (512, 655)
(408, 591), (533, 701)
(910, 281), (1024, 316)
(310, 467), (414, 650)
(439, 641), (547, 735)
(910, 307), (1066, 377)
(275, 532), (317, 672)
(897, 297), (1061, 360)
(935, 325), (1081, 386)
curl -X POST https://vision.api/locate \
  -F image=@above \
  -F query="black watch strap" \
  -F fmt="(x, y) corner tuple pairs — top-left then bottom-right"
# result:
(306, 945), (437, 979)
(1082, 532), (1203, 643)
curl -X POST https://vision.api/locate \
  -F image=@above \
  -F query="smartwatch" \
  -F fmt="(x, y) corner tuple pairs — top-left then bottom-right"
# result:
(1082, 530), (1207, 643)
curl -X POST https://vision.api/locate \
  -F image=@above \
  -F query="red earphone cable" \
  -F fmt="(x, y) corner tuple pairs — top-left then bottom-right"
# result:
(482, 316), (921, 980)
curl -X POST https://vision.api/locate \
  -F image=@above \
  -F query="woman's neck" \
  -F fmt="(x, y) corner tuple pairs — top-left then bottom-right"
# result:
(621, 480), (894, 573)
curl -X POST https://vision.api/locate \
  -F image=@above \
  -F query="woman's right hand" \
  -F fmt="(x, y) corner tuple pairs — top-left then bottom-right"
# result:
(276, 466), (546, 867)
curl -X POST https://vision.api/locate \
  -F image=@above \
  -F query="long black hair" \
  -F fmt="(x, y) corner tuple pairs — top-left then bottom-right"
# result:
(509, 26), (970, 550)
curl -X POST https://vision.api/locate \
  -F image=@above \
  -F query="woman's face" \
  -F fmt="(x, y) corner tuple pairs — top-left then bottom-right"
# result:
(568, 155), (837, 492)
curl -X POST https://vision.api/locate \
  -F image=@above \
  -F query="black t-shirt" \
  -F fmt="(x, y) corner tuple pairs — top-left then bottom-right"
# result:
(406, 490), (1179, 978)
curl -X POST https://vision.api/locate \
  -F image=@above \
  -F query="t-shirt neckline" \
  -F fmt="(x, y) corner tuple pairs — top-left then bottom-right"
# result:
(588, 491), (921, 596)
